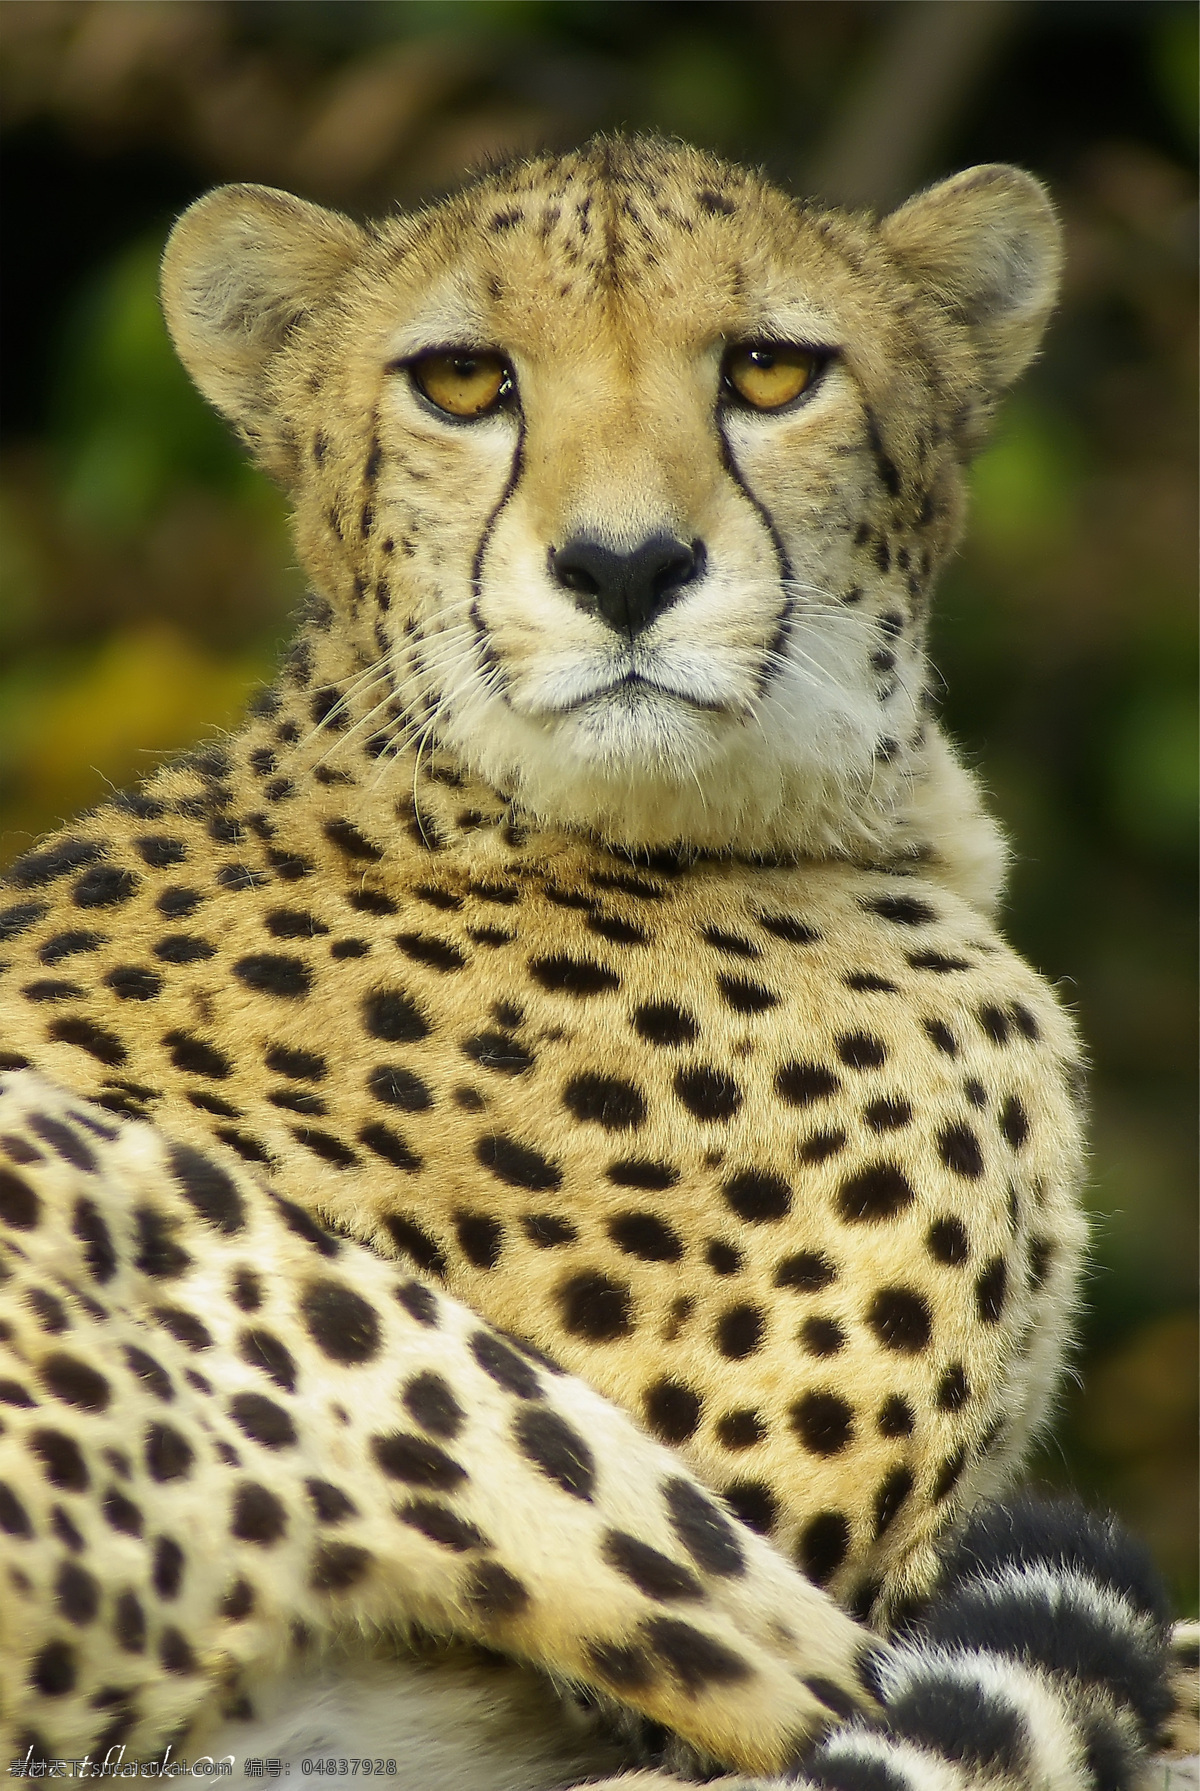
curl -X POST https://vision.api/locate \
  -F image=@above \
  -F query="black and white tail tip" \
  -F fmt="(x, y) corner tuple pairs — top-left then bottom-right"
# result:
(796, 1494), (1175, 1791)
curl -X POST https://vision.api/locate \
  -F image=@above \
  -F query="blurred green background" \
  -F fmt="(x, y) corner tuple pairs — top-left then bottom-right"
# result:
(1, 0), (1195, 1607)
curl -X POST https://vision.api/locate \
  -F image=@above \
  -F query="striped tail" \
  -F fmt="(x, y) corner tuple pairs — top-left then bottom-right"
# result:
(799, 1494), (1175, 1791)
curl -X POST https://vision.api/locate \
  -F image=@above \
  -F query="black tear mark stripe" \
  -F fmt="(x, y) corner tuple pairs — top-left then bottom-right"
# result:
(713, 426), (796, 694)
(468, 415), (526, 702)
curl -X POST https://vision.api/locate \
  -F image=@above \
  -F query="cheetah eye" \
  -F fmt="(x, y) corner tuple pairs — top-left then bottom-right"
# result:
(407, 350), (514, 419)
(722, 343), (825, 411)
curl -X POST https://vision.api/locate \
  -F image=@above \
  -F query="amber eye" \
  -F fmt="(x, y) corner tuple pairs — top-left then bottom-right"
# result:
(409, 350), (513, 418)
(723, 343), (822, 411)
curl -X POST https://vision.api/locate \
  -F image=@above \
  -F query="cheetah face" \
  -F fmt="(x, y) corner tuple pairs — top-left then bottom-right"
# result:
(162, 141), (1059, 852)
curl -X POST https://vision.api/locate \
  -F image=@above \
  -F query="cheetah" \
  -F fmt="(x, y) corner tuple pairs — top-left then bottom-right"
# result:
(0, 137), (1177, 1788)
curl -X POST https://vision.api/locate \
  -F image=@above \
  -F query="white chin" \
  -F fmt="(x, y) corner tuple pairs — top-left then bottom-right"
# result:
(551, 685), (724, 773)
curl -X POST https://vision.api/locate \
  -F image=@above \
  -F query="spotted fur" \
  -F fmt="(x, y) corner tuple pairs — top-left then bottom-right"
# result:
(0, 137), (1176, 1784)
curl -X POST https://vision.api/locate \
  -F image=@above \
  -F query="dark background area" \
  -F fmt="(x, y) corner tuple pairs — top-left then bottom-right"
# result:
(0, 0), (1195, 1608)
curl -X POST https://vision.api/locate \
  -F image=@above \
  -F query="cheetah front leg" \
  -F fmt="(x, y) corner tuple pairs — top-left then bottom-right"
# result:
(0, 1070), (880, 1775)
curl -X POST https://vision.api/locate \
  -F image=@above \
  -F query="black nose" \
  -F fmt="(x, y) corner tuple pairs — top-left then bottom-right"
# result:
(550, 535), (704, 637)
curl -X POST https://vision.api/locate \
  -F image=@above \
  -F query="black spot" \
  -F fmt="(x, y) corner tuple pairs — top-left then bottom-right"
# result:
(1011, 1003), (1041, 1041)
(800, 1129), (848, 1164)
(757, 913), (820, 945)
(1000, 1096), (1029, 1149)
(27, 1286), (68, 1332)
(30, 1429), (89, 1490)
(837, 1031), (887, 1070)
(588, 913), (647, 946)
(47, 1016), (127, 1066)
(774, 1250), (837, 1292)
(159, 1625), (197, 1674)
(10, 838), (103, 888)
(0, 901), (49, 944)
(394, 931), (467, 974)
(0, 1482), (33, 1535)
(715, 1408), (766, 1449)
(164, 1142), (245, 1234)
(717, 975), (778, 1014)
(863, 893), (936, 926)
(230, 951), (312, 997)
(931, 1446), (967, 1502)
(144, 1422), (195, 1481)
(563, 1072), (646, 1130)
(154, 933), (215, 963)
(513, 1406), (595, 1499)
(38, 928), (104, 964)
(133, 1205), (192, 1278)
(908, 950), (972, 973)
(844, 971), (898, 993)
(837, 1163), (915, 1222)
(40, 1353), (110, 1411)
(292, 1125), (358, 1168)
(606, 1158), (678, 1189)
(927, 1214), (970, 1265)
(720, 1478), (778, 1534)
(868, 1286), (932, 1354)
(102, 1487), (143, 1535)
(775, 1061), (840, 1106)
(460, 1031), (534, 1075)
(72, 865), (139, 908)
(301, 1280), (381, 1364)
(715, 1303), (763, 1360)
(309, 1540), (372, 1592)
(530, 954), (620, 996)
(324, 818), (383, 861)
(113, 1589), (146, 1650)
(791, 1391), (855, 1455)
(938, 1122), (984, 1179)
(382, 1214), (447, 1277)
(923, 1018), (958, 1056)
(705, 1239), (742, 1274)
(397, 1500), (485, 1552)
(31, 1637), (77, 1696)
(877, 1394), (915, 1437)
(608, 1211), (683, 1261)
(521, 1211), (577, 1247)
(643, 1615), (749, 1690)
(229, 1393), (297, 1450)
(558, 1270), (632, 1341)
(674, 1065), (741, 1122)
(630, 1000), (700, 1054)
(152, 1535), (185, 1600)
(56, 1559), (101, 1624)
(872, 1467), (915, 1540)
(152, 1305), (212, 1351)
(270, 1194), (340, 1257)
(0, 1167), (40, 1229)
(975, 1256), (1008, 1324)
(979, 1003), (1012, 1045)
(701, 926), (759, 958)
(801, 1316), (846, 1357)
(604, 1531), (704, 1602)
(644, 1380), (702, 1442)
(937, 1364), (971, 1411)
(467, 1331), (540, 1401)
(722, 1168), (791, 1222)
(371, 1430), (467, 1490)
(464, 1560), (530, 1619)
(157, 886), (203, 919)
(21, 976), (85, 1003)
(362, 986), (430, 1043)
(451, 1211), (502, 1270)
(657, 1482), (744, 1587)
(359, 1122), (422, 1171)
(306, 1479), (357, 1524)
(162, 1031), (231, 1079)
(220, 1578), (256, 1619)
(0, 1377), (37, 1408)
(231, 1482), (288, 1543)
(864, 1097), (912, 1132)
(238, 1328), (297, 1393)
(796, 1510), (851, 1585)
(1027, 1235), (1054, 1289)
(476, 1133), (562, 1192)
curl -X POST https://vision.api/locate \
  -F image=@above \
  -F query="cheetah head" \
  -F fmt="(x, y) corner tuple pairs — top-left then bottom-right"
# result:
(161, 139), (1059, 889)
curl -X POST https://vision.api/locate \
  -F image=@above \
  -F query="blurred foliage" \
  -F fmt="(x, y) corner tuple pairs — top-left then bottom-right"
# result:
(0, 0), (1195, 1608)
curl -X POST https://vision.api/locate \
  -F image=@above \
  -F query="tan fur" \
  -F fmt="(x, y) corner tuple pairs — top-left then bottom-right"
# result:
(0, 138), (1082, 1774)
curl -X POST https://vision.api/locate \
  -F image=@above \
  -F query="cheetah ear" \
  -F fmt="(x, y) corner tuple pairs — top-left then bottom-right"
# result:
(881, 164), (1061, 396)
(161, 184), (364, 474)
